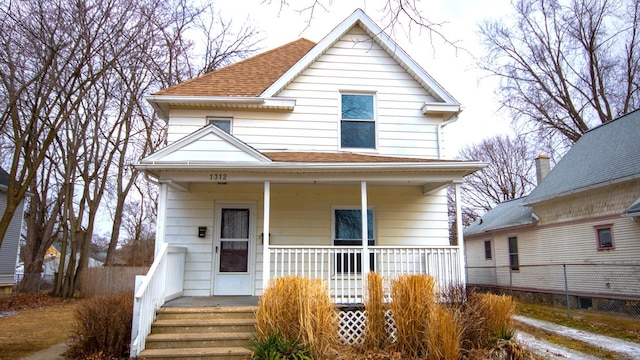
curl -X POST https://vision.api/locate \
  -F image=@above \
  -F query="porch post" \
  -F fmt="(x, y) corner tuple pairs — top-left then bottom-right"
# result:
(154, 183), (168, 257)
(361, 181), (370, 278)
(262, 181), (271, 288)
(454, 183), (466, 285)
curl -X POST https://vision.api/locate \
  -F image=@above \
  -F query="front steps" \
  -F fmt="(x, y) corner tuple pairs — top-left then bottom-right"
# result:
(139, 306), (257, 360)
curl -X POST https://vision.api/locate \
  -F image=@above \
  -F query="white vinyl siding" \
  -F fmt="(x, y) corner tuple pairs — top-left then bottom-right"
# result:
(163, 183), (449, 296)
(164, 25), (444, 158)
(0, 193), (24, 286)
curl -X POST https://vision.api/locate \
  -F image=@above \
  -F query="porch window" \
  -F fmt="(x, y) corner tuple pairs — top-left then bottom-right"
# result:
(340, 94), (375, 149)
(508, 236), (519, 271)
(333, 209), (375, 274)
(208, 117), (232, 133)
(595, 224), (614, 250)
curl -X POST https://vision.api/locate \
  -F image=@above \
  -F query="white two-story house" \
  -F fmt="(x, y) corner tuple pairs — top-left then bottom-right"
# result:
(132, 10), (484, 347)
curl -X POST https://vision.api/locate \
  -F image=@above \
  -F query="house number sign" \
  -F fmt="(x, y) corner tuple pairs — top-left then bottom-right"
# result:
(210, 173), (228, 181)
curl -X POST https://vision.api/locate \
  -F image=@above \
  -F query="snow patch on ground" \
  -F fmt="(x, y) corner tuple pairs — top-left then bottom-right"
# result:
(515, 331), (601, 360)
(515, 315), (640, 359)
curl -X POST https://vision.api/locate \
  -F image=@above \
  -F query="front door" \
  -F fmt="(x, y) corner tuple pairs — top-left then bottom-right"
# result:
(213, 204), (255, 295)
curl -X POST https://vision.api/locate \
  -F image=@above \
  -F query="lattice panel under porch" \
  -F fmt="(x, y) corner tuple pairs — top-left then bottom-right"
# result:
(337, 309), (397, 345)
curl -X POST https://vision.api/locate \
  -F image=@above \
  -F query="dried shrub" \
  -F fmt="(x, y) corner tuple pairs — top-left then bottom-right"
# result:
(65, 292), (133, 360)
(390, 274), (437, 357)
(364, 272), (387, 351)
(255, 276), (339, 359)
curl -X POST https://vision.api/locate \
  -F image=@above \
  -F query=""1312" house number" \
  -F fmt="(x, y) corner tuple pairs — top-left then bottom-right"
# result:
(210, 173), (228, 181)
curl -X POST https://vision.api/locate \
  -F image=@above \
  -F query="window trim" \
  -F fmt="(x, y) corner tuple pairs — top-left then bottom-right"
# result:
(331, 205), (376, 274)
(339, 92), (377, 150)
(594, 224), (615, 250)
(484, 240), (492, 260)
(207, 117), (233, 134)
(508, 236), (519, 271)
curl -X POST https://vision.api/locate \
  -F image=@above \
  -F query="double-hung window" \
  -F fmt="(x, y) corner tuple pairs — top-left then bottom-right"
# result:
(508, 236), (519, 271)
(208, 117), (232, 134)
(340, 94), (375, 149)
(333, 208), (375, 274)
(484, 240), (492, 260)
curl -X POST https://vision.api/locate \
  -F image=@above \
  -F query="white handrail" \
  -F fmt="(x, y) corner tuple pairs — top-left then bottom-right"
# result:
(130, 244), (186, 357)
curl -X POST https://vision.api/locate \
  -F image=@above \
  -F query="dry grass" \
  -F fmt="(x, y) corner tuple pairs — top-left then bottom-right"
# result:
(390, 274), (437, 358)
(427, 306), (461, 360)
(480, 293), (516, 338)
(364, 272), (387, 351)
(0, 297), (80, 359)
(255, 276), (339, 359)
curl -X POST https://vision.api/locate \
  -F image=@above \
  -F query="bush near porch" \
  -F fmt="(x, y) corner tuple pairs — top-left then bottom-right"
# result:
(250, 274), (534, 360)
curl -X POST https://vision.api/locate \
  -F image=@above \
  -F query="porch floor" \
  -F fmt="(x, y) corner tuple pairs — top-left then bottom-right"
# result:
(163, 296), (259, 307)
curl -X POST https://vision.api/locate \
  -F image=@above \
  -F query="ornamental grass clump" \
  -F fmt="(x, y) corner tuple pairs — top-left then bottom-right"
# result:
(390, 274), (437, 358)
(254, 276), (339, 359)
(364, 272), (387, 351)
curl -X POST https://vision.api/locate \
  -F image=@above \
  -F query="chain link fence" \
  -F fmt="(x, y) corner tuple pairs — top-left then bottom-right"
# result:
(13, 273), (56, 294)
(466, 263), (640, 317)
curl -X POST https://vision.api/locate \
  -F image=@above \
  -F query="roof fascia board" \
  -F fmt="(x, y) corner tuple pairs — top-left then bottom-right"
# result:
(145, 95), (296, 120)
(262, 9), (460, 106)
(141, 124), (271, 163)
(136, 160), (486, 172)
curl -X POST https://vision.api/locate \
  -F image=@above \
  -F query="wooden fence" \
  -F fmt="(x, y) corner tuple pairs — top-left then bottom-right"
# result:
(80, 266), (149, 298)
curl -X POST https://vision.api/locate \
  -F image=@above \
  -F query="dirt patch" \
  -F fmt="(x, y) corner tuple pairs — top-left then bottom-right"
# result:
(0, 294), (82, 360)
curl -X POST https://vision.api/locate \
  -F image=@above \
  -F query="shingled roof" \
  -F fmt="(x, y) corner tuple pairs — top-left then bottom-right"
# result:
(0, 166), (8, 187)
(263, 152), (448, 163)
(524, 110), (640, 205)
(154, 38), (316, 97)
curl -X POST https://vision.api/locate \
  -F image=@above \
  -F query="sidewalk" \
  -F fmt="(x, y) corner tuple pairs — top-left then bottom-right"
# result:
(20, 343), (66, 360)
(515, 315), (640, 359)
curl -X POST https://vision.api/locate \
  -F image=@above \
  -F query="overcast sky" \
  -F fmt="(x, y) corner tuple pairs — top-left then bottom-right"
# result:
(214, 0), (514, 156)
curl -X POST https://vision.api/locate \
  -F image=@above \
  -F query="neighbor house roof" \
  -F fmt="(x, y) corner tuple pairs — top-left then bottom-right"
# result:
(154, 38), (316, 97)
(464, 197), (536, 237)
(524, 110), (640, 205)
(624, 197), (640, 217)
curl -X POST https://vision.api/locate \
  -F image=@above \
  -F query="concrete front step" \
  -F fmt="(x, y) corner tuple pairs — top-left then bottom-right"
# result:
(156, 306), (257, 320)
(151, 318), (256, 334)
(139, 346), (251, 360)
(145, 332), (255, 349)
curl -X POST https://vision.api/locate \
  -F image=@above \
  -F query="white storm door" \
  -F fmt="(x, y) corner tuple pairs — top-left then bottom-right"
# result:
(213, 204), (255, 295)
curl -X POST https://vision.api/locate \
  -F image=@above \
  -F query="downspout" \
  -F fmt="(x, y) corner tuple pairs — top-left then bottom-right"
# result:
(144, 174), (167, 257)
(437, 114), (460, 159)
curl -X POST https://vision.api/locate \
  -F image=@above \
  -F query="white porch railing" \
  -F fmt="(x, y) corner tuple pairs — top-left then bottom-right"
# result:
(270, 245), (463, 304)
(130, 244), (186, 357)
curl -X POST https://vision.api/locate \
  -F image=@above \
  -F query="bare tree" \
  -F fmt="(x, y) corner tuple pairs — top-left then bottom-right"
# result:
(478, 0), (640, 144)
(457, 135), (539, 215)
(264, 0), (459, 49)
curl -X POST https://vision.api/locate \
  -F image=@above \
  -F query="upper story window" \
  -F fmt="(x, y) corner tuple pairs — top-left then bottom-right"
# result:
(208, 117), (232, 134)
(595, 224), (614, 250)
(340, 94), (375, 149)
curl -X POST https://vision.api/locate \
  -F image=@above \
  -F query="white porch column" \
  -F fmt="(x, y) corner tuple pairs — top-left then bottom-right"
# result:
(455, 183), (466, 285)
(154, 183), (168, 257)
(361, 181), (369, 277)
(262, 181), (271, 288)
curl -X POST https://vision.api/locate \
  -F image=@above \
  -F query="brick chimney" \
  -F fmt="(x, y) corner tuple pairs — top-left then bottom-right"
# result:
(535, 154), (550, 185)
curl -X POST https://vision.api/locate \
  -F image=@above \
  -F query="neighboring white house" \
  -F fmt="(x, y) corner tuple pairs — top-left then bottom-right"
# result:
(0, 167), (26, 294)
(465, 110), (640, 310)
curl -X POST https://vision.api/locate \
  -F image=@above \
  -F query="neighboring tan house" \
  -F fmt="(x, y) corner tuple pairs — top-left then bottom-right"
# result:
(131, 9), (485, 355)
(465, 110), (640, 310)
(0, 167), (26, 294)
